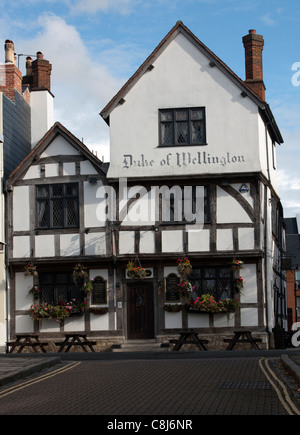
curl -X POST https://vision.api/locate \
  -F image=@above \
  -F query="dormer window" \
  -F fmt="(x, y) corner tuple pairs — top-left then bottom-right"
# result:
(159, 107), (206, 146)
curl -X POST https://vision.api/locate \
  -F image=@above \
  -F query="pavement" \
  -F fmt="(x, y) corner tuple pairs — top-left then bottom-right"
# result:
(0, 348), (300, 388)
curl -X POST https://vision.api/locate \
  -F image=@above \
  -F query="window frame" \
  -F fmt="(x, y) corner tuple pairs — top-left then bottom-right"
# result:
(189, 266), (234, 301)
(159, 107), (206, 147)
(39, 271), (83, 305)
(36, 182), (79, 230)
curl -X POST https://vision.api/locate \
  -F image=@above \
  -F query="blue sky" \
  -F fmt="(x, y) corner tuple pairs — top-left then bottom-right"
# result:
(0, 0), (300, 217)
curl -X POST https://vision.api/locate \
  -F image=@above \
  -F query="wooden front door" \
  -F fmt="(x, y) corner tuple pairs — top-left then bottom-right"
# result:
(127, 282), (155, 339)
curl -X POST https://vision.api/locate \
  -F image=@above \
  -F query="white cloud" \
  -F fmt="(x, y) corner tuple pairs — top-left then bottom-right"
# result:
(66, 0), (135, 15)
(16, 13), (125, 161)
(260, 14), (277, 26)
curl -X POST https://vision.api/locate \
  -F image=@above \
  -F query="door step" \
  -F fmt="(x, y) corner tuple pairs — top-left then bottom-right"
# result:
(111, 339), (169, 352)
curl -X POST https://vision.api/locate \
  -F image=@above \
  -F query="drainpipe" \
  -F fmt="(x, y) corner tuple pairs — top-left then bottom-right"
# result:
(264, 123), (272, 347)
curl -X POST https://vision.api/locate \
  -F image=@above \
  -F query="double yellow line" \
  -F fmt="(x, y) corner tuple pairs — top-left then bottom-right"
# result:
(259, 357), (300, 415)
(0, 361), (81, 400)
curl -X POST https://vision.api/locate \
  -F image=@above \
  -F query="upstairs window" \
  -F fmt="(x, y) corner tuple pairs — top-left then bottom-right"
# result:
(159, 107), (206, 146)
(36, 183), (79, 229)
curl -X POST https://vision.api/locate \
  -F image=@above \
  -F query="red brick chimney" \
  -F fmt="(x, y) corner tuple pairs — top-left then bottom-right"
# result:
(242, 29), (266, 101)
(0, 40), (23, 101)
(31, 51), (52, 92)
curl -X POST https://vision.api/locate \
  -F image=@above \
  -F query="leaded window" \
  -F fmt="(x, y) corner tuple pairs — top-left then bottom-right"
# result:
(189, 267), (234, 301)
(39, 272), (83, 304)
(36, 183), (79, 229)
(159, 108), (206, 146)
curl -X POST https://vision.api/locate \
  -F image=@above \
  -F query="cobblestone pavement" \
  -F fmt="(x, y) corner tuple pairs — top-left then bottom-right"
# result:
(0, 354), (299, 415)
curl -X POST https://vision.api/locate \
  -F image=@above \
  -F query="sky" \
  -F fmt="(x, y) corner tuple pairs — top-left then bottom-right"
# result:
(0, 0), (299, 218)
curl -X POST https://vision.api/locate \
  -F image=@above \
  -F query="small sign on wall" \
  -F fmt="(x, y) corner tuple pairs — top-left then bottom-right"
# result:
(91, 276), (107, 305)
(164, 273), (180, 302)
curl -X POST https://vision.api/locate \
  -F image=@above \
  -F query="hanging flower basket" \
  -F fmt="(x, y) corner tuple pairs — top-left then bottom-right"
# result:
(127, 260), (147, 279)
(72, 263), (89, 284)
(177, 258), (192, 275)
(231, 258), (244, 271)
(235, 276), (244, 292)
(28, 285), (40, 302)
(177, 280), (194, 299)
(24, 263), (38, 277)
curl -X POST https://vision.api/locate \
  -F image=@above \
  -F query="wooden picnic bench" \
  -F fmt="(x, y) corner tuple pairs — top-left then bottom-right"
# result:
(55, 333), (96, 352)
(224, 330), (262, 350)
(172, 331), (208, 351)
(7, 334), (48, 353)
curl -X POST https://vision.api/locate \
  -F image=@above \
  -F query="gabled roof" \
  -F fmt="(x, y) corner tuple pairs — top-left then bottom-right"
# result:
(8, 121), (107, 184)
(100, 21), (283, 145)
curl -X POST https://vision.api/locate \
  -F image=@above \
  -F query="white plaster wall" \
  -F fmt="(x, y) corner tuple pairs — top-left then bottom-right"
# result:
(16, 315), (34, 333)
(165, 311), (182, 329)
(84, 181), (106, 228)
(240, 264), (257, 304)
(217, 187), (252, 223)
(140, 231), (155, 253)
(60, 234), (80, 256)
(238, 228), (255, 250)
(35, 234), (55, 257)
(15, 272), (33, 310)
(40, 135), (79, 157)
(188, 313), (209, 328)
(13, 236), (30, 258)
(217, 229), (233, 251)
(85, 232), (106, 255)
(161, 230), (183, 253)
(108, 33), (262, 179)
(45, 163), (59, 177)
(188, 229), (210, 252)
(63, 162), (76, 176)
(90, 313), (109, 331)
(119, 231), (135, 254)
(214, 313), (235, 327)
(23, 165), (40, 180)
(64, 315), (85, 332)
(89, 270), (109, 331)
(164, 267), (179, 277)
(13, 185), (30, 231)
(240, 308), (258, 327)
(90, 269), (109, 282)
(40, 319), (60, 333)
(80, 160), (98, 175)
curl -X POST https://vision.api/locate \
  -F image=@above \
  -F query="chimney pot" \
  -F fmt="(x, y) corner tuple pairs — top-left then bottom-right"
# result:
(36, 51), (44, 59)
(249, 29), (256, 34)
(4, 39), (15, 63)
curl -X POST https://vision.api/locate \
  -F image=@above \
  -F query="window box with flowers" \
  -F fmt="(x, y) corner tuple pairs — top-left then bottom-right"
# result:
(89, 307), (109, 315)
(163, 304), (183, 313)
(29, 299), (87, 323)
(186, 294), (240, 316)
